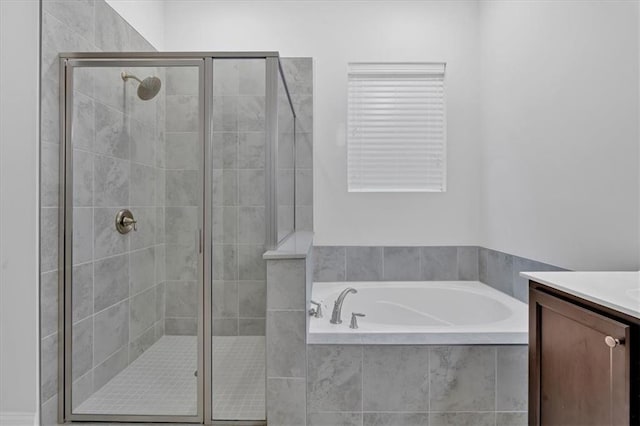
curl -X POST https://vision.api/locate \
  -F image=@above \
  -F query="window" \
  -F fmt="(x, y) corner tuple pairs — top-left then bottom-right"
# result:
(347, 62), (446, 192)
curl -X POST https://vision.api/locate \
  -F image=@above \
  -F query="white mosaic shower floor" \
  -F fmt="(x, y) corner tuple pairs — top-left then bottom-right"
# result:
(75, 335), (265, 420)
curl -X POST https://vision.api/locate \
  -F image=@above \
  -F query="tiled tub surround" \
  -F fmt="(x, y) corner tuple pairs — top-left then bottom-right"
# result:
(306, 345), (528, 426)
(313, 246), (563, 303)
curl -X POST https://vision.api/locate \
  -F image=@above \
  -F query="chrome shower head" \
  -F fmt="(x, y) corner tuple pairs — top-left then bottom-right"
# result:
(121, 71), (162, 100)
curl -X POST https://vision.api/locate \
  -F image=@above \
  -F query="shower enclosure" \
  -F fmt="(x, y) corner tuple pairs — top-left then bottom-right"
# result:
(57, 52), (296, 424)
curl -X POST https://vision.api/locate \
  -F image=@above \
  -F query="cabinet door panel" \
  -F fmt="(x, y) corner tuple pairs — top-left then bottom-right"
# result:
(530, 288), (630, 426)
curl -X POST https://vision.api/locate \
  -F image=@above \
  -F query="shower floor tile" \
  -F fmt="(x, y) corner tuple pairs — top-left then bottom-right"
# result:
(74, 335), (265, 421)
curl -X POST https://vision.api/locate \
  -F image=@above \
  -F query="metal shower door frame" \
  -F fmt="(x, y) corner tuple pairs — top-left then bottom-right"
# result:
(59, 55), (206, 424)
(58, 51), (292, 425)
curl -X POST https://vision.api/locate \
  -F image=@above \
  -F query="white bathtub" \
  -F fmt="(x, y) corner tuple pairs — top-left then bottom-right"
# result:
(308, 281), (528, 345)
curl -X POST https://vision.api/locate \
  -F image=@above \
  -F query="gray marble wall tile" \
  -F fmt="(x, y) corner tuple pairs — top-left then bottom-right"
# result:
(130, 120), (155, 166)
(238, 206), (266, 244)
(238, 132), (265, 169)
(73, 91), (95, 151)
(41, 207), (59, 272)
(165, 317), (197, 336)
(430, 346), (496, 411)
(130, 287), (157, 338)
(94, 254), (129, 312)
(93, 346), (128, 392)
(239, 318), (265, 335)
(363, 346), (428, 411)
(155, 282), (165, 320)
(211, 169), (238, 206)
(292, 95), (313, 133)
(238, 169), (265, 206)
(238, 59), (266, 96)
(165, 207), (198, 245)
(41, 11), (92, 82)
(420, 246), (457, 280)
(457, 246), (479, 280)
(212, 96), (238, 131)
(267, 378), (306, 426)
(72, 371), (93, 410)
(72, 207), (93, 265)
(130, 207), (156, 250)
(213, 318), (238, 336)
(40, 395), (58, 426)
(165, 281), (198, 317)
(308, 345), (362, 412)
(40, 333), (58, 402)
(295, 132), (313, 169)
(497, 346), (528, 411)
(130, 163), (156, 206)
(166, 170), (199, 206)
(212, 281), (238, 318)
(166, 95), (199, 132)
(94, 0), (128, 51)
(313, 246), (346, 282)
(72, 316), (93, 380)
(93, 68), (126, 113)
(383, 247), (421, 281)
(212, 131), (238, 169)
(94, 104), (129, 159)
(346, 247), (383, 281)
(238, 96), (266, 131)
(72, 149), (93, 207)
(213, 244), (238, 280)
(213, 60), (239, 96)
(42, 143), (60, 207)
(308, 412), (362, 426)
(94, 155), (129, 206)
(267, 311), (306, 377)
(485, 249), (514, 296)
(296, 205), (313, 232)
(40, 271), (59, 338)
(43, 0), (95, 43)
(165, 244), (197, 281)
(93, 300), (129, 365)
(166, 67), (199, 96)
(479, 247), (488, 283)
(295, 168), (313, 206)
(72, 263), (93, 323)
(512, 255), (563, 303)
(155, 207), (165, 244)
(281, 58), (313, 96)
(41, 75), (60, 144)
(155, 244), (166, 282)
(166, 132), (199, 170)
(267, 259), (305, 310)
(238, 245), (266, 280)
(212, 206), (237, 244)
(496, 412), (528, 426)
(129, 325), (157, 363)
(362, 413), (428, 426)
(430, 412), (495, 426)
(238, 281), (266, 317)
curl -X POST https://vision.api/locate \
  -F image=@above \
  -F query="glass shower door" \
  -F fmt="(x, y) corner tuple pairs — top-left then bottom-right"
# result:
(62, 59), (204, 422)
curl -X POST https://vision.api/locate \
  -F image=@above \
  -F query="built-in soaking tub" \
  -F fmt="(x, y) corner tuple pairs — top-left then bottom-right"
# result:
(308, 281), (528, 344)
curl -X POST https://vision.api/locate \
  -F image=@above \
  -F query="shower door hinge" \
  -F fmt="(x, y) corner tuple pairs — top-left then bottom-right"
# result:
(198, 229), (202, 253)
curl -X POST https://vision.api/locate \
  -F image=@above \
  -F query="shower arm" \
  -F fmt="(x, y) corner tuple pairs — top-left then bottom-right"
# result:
(120, 71), (142, 84)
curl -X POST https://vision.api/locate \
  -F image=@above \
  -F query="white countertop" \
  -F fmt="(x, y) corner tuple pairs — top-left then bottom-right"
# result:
(521, 271), (640, 320)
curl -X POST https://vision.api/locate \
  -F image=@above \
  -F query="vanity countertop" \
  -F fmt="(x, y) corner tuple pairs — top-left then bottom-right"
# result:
(521, 271), (640, 320)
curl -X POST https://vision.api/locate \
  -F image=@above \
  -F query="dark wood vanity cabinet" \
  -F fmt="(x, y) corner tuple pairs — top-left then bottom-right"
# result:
(529, 284), (639, 426)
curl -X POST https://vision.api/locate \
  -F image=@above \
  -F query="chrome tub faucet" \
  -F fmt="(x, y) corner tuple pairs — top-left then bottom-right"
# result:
(330, 287), (357, 324)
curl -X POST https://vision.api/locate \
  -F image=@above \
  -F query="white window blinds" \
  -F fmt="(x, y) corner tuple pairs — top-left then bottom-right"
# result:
(347, 62), (446, 192)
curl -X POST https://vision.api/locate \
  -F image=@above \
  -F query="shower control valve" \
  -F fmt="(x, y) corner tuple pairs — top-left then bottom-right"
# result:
(115, 209), (137, 234)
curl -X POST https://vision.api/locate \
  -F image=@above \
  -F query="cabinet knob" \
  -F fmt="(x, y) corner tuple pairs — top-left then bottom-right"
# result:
(604, 335), (624, 348)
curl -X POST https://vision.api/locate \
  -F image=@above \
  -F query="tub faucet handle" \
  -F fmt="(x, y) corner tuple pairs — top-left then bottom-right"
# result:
(349, 312), (365, 329)
(309, 300), (323, 318)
